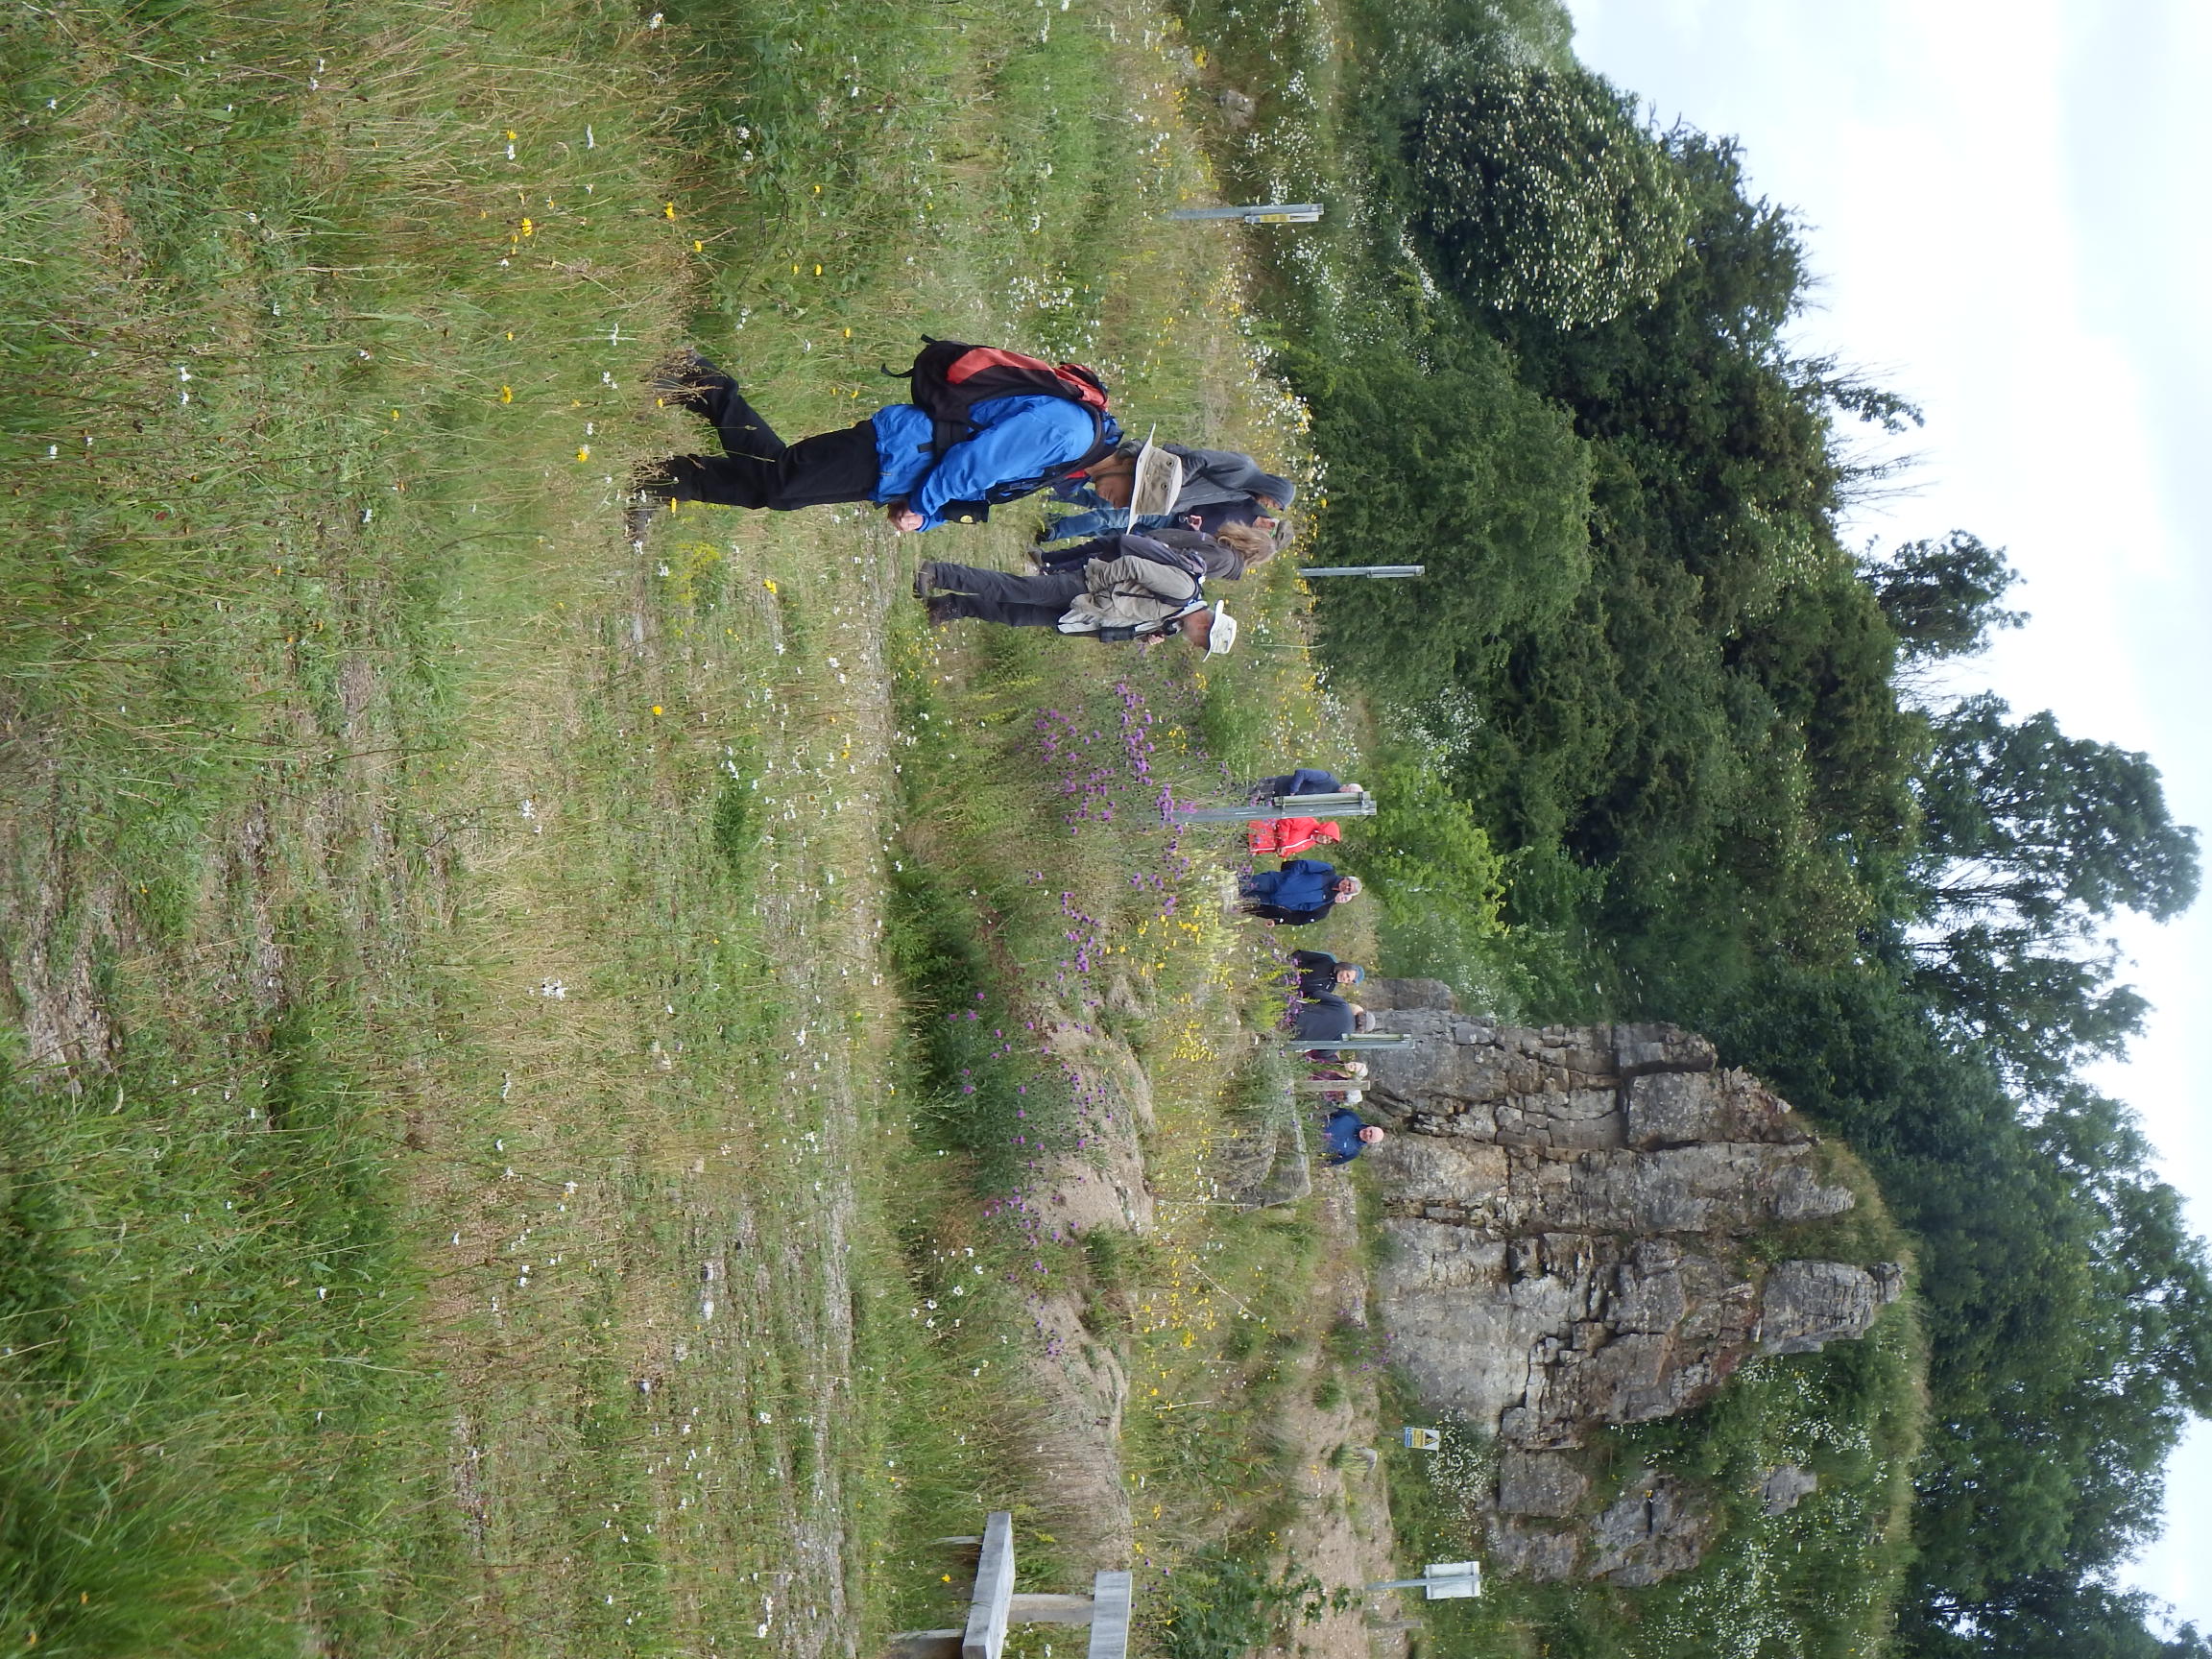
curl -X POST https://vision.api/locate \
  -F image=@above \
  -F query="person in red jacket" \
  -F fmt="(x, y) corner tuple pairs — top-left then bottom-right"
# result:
(1247, 818), (1343, 857)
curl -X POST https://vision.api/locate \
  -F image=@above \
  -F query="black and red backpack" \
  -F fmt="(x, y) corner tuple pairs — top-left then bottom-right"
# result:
(890, 337), (1121, 511)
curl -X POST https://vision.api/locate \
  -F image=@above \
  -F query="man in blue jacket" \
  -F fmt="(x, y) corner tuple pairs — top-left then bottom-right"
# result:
(1321, 1106), (1385, 1166)
(636, 352), (1118, 533)
(1241, 859), (1361, 926)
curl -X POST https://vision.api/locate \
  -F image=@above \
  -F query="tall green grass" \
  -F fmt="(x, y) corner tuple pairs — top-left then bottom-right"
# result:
(0, 1011), (458, 1655)
(4, 0), (1363, 1649)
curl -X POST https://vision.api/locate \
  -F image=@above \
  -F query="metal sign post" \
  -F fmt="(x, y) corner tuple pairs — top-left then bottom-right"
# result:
(1295, 565), (1425, 579)
(1166, 203), (1323, 225)
(1368, 1562), (1482, 1601)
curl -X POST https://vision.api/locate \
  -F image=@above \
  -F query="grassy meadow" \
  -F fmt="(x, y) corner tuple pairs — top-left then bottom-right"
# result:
(0, 0), (1391, 1652)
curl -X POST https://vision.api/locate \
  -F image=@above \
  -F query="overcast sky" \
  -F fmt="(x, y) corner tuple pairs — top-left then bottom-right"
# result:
(1564, 0), (2212, 1632)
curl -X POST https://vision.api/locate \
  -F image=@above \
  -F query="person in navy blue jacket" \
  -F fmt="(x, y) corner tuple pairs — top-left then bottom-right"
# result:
(1250, 767), (1361, 804)
(636, 352), (1118, 533)
(1241, 859), (1361, 926)
(1321, 1107), (1385, 1165)
(1293, 994), (1373, 1042)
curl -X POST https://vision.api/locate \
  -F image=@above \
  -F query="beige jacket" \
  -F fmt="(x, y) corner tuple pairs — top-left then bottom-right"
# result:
(1055, 553), (1202, 636)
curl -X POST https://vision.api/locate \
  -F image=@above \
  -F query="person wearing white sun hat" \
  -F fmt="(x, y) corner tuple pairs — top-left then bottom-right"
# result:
(914, 547), (1238, 655)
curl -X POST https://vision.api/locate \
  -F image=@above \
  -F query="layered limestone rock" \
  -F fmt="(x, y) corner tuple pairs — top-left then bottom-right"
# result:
(1353, 986), (1903, 1584)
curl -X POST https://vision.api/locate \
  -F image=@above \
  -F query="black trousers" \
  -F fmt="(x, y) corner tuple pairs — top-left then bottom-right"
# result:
(923, 564), (1085, 628)
(651, 357), (882, 510)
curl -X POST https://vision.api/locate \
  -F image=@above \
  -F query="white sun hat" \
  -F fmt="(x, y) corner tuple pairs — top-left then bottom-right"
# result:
(1205, 602), (1238, 655)
(1127, 427), (1185, 518)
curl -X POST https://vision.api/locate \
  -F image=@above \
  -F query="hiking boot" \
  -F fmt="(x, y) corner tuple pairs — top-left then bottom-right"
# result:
(912, 562), (942, 600)
(924, 597), (960, 628)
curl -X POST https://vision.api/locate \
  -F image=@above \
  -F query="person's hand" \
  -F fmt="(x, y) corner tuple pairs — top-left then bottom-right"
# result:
(886, 505), (925, 533)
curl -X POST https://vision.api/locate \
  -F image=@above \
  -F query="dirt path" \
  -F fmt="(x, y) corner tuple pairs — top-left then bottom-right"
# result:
(1276, 1177), (1409, 1659)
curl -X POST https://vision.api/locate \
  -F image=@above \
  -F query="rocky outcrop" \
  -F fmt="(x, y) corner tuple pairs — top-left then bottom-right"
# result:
(1759, 1464), (1819, 1516)
(1356, 997), (1903, 1585)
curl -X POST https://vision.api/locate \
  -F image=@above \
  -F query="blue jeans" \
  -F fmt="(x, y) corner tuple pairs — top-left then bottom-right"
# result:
(1044, 506), (1177, 541)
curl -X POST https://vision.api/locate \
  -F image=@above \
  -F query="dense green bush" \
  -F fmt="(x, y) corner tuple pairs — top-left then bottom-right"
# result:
(1417, 64), (1693, 327)
(1292, 336), (1592, 696)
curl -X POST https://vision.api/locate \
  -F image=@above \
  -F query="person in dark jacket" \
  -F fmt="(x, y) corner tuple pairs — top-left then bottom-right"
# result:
(1241, 859), (1361, 926)
(1294, 995), (1374, 1042)
(635, 351), (1118, 533)
(1250, 767), (1361, 804)
(1034, 522), (1275, 582)
(914, 549), (1238, 654)
(1321, 1106), (1385, 1165)
(1289, 950), (1365, 998)
(1042, 442), (1296, 542)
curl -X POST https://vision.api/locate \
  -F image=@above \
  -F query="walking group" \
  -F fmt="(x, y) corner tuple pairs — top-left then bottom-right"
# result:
(632, 337), (1387, 1166)
(632, 337), (1295, 657)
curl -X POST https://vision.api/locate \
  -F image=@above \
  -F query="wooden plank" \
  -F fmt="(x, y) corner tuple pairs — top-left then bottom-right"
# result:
(961, 1512), (1017, 1659)
(1087, 1571), (1134, 1659)
(1005, 1595), (1096, 1624)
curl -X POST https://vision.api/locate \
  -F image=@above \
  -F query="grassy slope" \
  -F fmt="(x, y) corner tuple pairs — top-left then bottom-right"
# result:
(0, 0), (1358, 1652)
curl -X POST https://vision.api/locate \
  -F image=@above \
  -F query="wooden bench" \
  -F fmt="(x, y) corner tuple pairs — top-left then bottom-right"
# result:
(889, 1513), (1134, 1659)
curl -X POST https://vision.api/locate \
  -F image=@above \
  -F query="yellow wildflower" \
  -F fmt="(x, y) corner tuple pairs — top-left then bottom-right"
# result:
(499, 386), (513, 403)
(575, 445), (590, 461)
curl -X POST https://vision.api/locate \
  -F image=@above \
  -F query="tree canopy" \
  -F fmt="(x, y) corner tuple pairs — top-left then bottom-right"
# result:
(1415, 64), (1693, 328)
(1205, 4), (2212, 1646)
(1248, 19), (2212, 1652)
(1867, 530), (2024, 661)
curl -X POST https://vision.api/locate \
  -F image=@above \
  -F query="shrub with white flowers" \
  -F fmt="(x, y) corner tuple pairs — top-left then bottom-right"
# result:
(1417, 63), (1693, 329)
